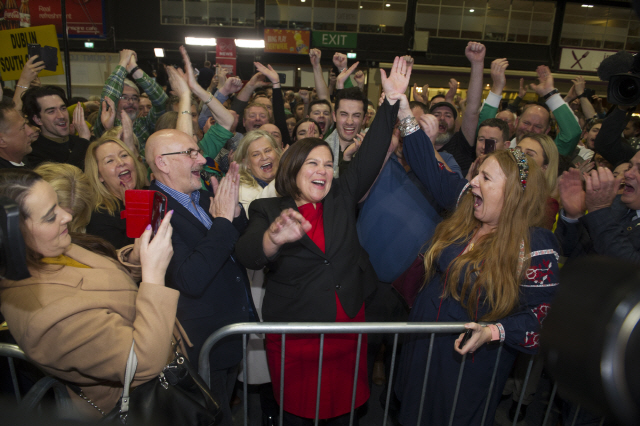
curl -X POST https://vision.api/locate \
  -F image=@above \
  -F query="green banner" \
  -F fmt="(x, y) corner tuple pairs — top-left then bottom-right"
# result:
(312, 31), (357, 49)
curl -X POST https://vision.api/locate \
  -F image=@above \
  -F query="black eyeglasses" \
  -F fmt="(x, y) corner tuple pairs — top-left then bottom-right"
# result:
(160, 148), (204, 159)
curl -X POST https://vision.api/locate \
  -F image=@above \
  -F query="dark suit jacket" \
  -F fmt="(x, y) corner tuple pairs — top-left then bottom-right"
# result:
(555, 195), (640, 264)
(150, 182), (257, 370)
(235, 99), (399, 322)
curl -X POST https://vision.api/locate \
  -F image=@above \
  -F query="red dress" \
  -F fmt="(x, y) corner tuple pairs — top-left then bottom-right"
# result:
(265, 202), (370, 419)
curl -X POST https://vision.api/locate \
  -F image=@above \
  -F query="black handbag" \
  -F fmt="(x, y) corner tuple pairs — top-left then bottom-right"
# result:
(75, 340), (221, 426)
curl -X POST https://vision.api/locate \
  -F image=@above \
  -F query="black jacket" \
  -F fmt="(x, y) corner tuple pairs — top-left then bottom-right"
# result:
(235, 99), (399, 322)
(26, 134), (90, 170)
(150, 182), (257, 370)
(555, 195), (640, 264)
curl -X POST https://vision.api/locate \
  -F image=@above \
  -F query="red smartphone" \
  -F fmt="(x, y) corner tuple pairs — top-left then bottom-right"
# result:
(484, 138), (496, 154)
(120, 190), (168, 239)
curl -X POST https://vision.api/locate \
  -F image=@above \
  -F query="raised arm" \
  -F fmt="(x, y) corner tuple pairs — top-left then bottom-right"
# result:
(461, 42), (486, 146)
(166, 65), (194, 138)
(309, 49), (330, 101)
(13, 55), (45, 111)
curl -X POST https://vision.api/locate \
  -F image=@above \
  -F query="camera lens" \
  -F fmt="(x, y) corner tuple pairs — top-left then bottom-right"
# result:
(609, 74), (640, 106)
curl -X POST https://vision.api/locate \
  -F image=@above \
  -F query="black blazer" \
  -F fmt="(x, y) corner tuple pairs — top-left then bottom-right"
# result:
(235, 99), (399, 322)
(150, 182), (257, 370)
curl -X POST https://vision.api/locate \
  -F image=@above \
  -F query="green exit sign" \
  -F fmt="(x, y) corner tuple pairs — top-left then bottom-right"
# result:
(312, 31), (357, 49)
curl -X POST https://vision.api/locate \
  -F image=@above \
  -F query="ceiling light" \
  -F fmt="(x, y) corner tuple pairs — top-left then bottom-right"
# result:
(386, 3), (390, 6)
(347, 52), (357, 59)
(469, 8), (474, 12)
(581, 4), (594, 7)
(154, 48), (165, 57)
(235, 39), (265, 48)
(185, 37), (216, 46)
(360, 5), (363, 8)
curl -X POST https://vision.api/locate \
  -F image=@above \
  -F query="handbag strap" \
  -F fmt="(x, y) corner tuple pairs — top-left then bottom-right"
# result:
(119, 339), (138, 420)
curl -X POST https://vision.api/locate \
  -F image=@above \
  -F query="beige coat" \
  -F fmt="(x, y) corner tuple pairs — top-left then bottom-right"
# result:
(0, 244), (183, 418)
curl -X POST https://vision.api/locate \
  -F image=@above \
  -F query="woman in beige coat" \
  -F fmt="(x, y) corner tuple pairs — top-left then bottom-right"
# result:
(0, 169), (181, 419)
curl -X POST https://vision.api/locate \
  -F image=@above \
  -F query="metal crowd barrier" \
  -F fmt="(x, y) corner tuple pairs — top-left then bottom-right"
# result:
(0, 342), (28, 403)
(198, 322), (606, 426)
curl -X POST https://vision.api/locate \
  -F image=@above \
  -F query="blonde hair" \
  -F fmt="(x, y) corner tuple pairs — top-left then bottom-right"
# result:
(84, 136), (148, 215)
(423, 150), (549, 321)
(520, 133), (559, 193)
(34, 163), (94, 233)
(234, 130), (282, 188)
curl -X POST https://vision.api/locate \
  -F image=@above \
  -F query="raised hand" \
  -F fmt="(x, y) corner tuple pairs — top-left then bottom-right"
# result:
(558, 168), (586, 219)
(179, 46), (199, 90)
(464, 42), (486, 65)
(380, 56), (411, 104)
(412, 83), (424, 103)
(343, 131), (366, 161)
(254, 62), (280, 85)
(309, 48), (322, 67)
(571, 75), (586, 97)
(140, 211), (174, 286)
(119, 49), (135, 68)
(584, 167), (621, 213)
(490, 58), (508, 93)
(71, 103), (91, 140)
(209, 161), (241, 221)
(217, 66), (229, 89)
(120, 110), (137, 155)
(530, 65), (555, 97)
(266, 208), (312, 248)
(445, 78), (459, 103)
(101, 97), (117, 130)
(299, 89), (310, 104)
(18, 55), (45, 87)
(166, 65), (190, 97)
(336, 61), (359, 90)
(354, 70), (365, 90)
(518, 78), (527, 98)
(220, 76), (244, 97)
(333, 52), (347, 71)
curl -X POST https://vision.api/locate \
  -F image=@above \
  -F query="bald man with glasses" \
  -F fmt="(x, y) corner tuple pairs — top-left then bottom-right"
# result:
(146, 129), (257, 426)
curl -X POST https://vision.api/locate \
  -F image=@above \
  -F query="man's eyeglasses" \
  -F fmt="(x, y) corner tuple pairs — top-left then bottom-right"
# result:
(120, 95), (140, 103)
(160, 148), (204, 159)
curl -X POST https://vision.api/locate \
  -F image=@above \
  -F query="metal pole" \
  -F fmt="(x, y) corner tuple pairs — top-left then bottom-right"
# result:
(61, 0), (72, 98)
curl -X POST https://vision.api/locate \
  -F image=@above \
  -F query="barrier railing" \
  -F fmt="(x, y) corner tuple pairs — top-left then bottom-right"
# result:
(0, 342), (28, 403)
(198, 322), (605, 426)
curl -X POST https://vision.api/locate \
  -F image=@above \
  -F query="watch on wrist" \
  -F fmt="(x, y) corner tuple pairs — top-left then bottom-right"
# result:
(542, 88), (559, 101)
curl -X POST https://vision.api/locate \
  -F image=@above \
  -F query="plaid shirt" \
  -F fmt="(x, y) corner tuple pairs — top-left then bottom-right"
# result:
(94, 65), (167, 152)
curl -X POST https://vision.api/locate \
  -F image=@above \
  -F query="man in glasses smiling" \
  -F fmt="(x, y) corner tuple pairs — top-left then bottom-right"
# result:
(94, 49), (168, 153)
(146, 129), (257, 425)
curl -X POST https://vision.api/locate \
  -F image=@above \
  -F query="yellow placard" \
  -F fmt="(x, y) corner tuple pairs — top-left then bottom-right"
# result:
(0, 24), (63, 81)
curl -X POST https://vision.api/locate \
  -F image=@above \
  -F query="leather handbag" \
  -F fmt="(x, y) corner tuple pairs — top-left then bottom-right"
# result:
(74, 340), (221, 426)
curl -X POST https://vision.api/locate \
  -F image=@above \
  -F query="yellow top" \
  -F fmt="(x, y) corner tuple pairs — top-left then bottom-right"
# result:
(41, 254), (90, 269)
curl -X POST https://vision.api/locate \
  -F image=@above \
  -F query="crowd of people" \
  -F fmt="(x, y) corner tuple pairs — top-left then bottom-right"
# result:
(0, 39), (637, 426)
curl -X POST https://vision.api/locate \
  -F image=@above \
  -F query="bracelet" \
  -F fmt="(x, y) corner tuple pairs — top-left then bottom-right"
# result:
(542, 88), (559, 101)
(16, 84), (29, 89)
(204, 92), (214, 104)
(398, 116), (420, 137)
(128, 66), (141, 76)
(181, 110), (192, 115)
(340, 68), (347, 73)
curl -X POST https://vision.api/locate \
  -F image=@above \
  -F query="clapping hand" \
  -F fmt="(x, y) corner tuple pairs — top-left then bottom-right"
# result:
(70, 103), (91, 140)
(266, 209), (312, 247)
(419, 114), (439, 144)
(530, 65), (555, 97)
(584, 167), (621, 213)
(101, 97), (117, 130)
(558, 168), (586, 219)
(209, 162), (241, 221)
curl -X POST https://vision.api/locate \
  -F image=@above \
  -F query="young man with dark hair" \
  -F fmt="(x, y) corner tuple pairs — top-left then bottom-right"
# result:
(21, 85), (91, 170)
(475, 118), (510, 158)
(308, 99), (334, 137)
(326, 87), (368, 177)
(0, 100), (37, 169)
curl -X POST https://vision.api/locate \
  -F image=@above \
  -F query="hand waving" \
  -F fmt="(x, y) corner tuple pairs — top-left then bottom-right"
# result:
(380, 56), (411, 105)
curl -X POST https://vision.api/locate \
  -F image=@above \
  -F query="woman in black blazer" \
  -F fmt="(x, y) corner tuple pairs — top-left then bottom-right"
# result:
(235, 57), (410, 426)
